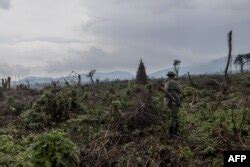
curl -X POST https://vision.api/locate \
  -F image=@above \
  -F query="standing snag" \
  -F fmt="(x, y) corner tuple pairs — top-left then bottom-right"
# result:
(1, 79), (4, 88)
(136, 59), (147, 85)
(225, 30), (232, 80)
(7, 77), (11, 90)
(1, 77), (11, 90)
(173, 59), (181, 77)
(86, 69), (96, 84)
(78, 74), (81, 86)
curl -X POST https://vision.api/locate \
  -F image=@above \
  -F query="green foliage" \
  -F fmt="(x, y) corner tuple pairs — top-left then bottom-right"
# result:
(61, 115), (103, 145)
(21, 109), (48, 129)
(0, 74), (249, 166)
(0, 132), (80, 166)
(180, 106), (249, 158)
(0, 135), (22, 166)
(0, 135), (18, 153)
(26, 130), (79, 167)
(183, 86), (195, 97)
(179, 146), (193, 161)
(202, 146), (215, 157)
(235, 73), (250, 85)
(204, 79), (221, 89)
(111, 100), (122, 110)
(6, 97), (26, 115)
(21, 88), (85, 129)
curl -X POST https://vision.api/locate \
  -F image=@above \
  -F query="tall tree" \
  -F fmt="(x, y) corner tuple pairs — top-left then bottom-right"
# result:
(234, 54), (250, 73)
(136, 59), (147, 85)
(173, 59), (181, 77)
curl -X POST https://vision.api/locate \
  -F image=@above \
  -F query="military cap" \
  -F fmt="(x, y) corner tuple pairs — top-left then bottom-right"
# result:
(166, 71), (176, 77)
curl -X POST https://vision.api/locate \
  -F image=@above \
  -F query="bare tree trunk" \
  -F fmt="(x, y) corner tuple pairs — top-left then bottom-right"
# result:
(78, 74), (81, 86)
(174, 66), (179, 78)
(240, 64), (244, 73)
(7, 77), (11, 90)
(1, 79), (4, 87)
(90, 77), (94, 84)
(4, 79), (7, 89)
(225, 31), (232, 80)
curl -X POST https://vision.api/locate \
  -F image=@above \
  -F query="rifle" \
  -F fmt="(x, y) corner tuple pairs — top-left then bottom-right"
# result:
(165, 92), (181, 107)
(158, 84), (181, 107)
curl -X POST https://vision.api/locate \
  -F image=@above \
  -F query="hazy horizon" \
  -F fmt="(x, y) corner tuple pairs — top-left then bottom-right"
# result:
(1, 0), (250, 78)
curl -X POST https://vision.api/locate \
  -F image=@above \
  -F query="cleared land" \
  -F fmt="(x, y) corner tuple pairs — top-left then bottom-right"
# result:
(0, 73), (249, 166)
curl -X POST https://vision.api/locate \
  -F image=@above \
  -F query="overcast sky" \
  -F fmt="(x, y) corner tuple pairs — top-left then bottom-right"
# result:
(0, 0), (250, 77)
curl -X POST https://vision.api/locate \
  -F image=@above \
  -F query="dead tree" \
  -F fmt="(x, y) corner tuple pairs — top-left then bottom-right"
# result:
(26, 80), (30, 89)
(4, 79), (7, 88)
(225, 30), (232, 81)
(87, 69), (96, 84)
(234, 53), (250, 73)
(173, 59), (181, 77)
(2, 77), (10, 90)
(78, 74), (81, 86)
(7, 77), (11, 89)
(1, 79), (4, 88)
(69, 71), (79, 85)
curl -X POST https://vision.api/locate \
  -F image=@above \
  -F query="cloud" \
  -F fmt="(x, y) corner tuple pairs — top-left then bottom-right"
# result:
(71, 0), (250, 76)
(0, 0), (250, 77)
(44, 45), (204, 74)
(0, 0), (11, 9)
(0, 36), (89, 44)
(81, 0), (250, 62)
(44, 47), (116, 74)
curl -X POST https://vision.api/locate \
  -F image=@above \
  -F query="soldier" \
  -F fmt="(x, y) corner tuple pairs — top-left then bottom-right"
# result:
(164, 71), (182, 137)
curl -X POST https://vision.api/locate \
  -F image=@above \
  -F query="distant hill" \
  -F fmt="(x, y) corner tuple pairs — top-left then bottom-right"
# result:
(91, 71), (134, 81)
(13, 56), (244, 86)
(13, 76), (54, 85)
(13, 71), (134, 86)
(149, 57), (229, 78)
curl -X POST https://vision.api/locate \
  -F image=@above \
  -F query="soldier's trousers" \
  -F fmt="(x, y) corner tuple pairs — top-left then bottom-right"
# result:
(169, 105), (180, 135)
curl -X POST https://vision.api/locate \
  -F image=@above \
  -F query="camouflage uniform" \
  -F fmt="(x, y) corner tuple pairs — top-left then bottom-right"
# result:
(164, 76), (182, 136)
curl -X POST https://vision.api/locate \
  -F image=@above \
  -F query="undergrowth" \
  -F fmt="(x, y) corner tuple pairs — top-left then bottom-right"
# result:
(0, 74), (249, 166)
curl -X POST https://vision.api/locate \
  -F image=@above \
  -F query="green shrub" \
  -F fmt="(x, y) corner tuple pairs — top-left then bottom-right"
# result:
(21, 89), (85, 129)
(235, 73), (250, 85)
(6, 97), (26, 115)
(21, 109), (48, 129)
(0, 135), (22, 166)
(0, 135), (17, 153)
(62, 115), (103, 144)
(202, 146), (215, 157)
(27, 130), (79, 167)
(179, 146), (193, 161)
(183, 86), (195, 97)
